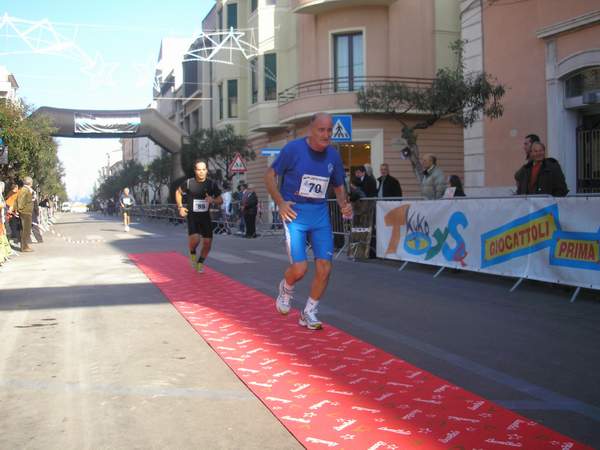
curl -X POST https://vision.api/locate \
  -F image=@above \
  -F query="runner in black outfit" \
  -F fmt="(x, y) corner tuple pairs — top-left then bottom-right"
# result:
(175, 160), (223, 273)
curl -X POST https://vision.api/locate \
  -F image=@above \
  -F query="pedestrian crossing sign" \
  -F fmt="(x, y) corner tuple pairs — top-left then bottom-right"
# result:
(229, 152), (247, 173)
(331, 115), (352, 142)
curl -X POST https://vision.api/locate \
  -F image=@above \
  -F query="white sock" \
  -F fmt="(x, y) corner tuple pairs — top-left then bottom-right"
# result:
(284, 280), (294, 291)
(304, 297), (319, 313)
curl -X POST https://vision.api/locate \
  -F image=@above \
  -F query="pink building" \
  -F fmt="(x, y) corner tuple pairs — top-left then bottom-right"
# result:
(461, 1), (600, 195)
(243, 0), (464, 198)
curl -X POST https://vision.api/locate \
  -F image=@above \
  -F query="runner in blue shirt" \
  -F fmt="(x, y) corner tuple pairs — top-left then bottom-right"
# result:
(265, 113), (352, 330)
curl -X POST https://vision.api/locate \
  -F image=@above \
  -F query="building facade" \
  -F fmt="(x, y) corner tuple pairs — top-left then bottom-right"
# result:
(0, 66), (19, 103)
(150, 0), (464, 203)
(199, 0), (464, 201)
(461, 0), (600, 195)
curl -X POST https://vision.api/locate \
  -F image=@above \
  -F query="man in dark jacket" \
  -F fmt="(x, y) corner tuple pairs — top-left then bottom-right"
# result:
(354, 165), (377, 197)
(377, 163), (402, 198)
(515, 142), (568, 196)
(514, 133), (540, 185)
(242, 184), (259, 238)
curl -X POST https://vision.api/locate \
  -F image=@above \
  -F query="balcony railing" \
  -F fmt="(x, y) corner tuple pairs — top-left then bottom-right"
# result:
(278, 76), (434, 106)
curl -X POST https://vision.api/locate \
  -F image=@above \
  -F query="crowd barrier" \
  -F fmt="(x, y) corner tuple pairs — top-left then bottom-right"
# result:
(126, 195), (599, 300)
(128, 201), (287, 237)
(375, 194), (600, 300)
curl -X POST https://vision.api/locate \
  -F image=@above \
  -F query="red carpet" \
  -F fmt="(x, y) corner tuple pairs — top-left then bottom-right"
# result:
(130, 252), (591, 450)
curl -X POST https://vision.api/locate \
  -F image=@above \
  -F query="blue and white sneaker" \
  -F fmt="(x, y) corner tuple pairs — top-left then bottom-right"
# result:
(299, 309), (322, 330)
(276, 280), (293, 315)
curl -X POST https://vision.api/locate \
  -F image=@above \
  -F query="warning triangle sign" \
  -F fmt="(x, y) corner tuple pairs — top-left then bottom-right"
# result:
(332, 119), (351, 140)
(229, 153), (247, 173)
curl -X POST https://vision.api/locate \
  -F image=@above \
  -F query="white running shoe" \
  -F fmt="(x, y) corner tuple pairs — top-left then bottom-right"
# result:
(299, 309), (322, 330)
(276, 280), (293, 315)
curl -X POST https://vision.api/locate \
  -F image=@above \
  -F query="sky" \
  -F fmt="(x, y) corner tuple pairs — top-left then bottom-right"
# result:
(1, 0), (215, 201)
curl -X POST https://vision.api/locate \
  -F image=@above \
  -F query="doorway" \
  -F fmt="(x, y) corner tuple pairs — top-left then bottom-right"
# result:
(576, 114), (600, 193)
(337, 141), (371, 177)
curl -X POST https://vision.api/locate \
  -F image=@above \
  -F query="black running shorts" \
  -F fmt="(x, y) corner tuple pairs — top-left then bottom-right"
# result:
(187, 213), (213, 238)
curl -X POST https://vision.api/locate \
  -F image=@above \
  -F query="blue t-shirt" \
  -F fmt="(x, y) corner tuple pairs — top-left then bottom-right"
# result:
(271, 137), (346, 204)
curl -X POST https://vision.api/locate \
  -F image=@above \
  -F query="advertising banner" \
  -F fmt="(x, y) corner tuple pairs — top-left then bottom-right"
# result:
(377, 197), (600, 289)
(74, 113), (141, 134)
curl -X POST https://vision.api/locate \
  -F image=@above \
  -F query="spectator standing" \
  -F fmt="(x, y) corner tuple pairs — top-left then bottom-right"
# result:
(242, 184), (258, 238)
(5, 183), (20, 245)
(515, 142), (568, 196)
(0, 181), (11, 264)
(234, 183), (246, 235)
(448, 175), (466, 197)
(14, 176), (34, 252)
(420, 154), (446, 200)
(377, 163), (402, 198)
(354, 165), (377, 197)
(514, 133), (540, 184)
(220, 182), (232, 234)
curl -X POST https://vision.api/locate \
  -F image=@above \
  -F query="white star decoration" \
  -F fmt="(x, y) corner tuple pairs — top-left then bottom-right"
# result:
(1, 14), (119, 88)
(1, 14), (261, 96)
(183, 28), (258, 65)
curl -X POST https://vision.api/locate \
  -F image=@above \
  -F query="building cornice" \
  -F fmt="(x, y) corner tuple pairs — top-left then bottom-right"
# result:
(537, 9), (600, 39)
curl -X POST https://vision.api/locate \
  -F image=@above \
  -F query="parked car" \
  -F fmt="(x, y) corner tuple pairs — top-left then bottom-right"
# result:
(71, 203), (88, 213)
(61, 202), (71, 212)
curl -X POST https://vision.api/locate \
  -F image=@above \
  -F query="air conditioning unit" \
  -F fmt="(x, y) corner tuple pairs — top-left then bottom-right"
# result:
(582, 90), (600, 104)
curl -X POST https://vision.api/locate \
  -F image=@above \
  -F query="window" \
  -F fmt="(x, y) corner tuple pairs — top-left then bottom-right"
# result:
(251, 0), (258, 13)
(192, 109), (200, 132)
(264, 53), (277, 101)
(227, 3), (237, 30)
(228, 79), (238, 118)
(218, 83), (223, 120)
(183, 59), (199, 97)
(266, 0), (276, 4)
(250, 58), (258, 104)
(334, 32), (363, 92)
(565, 67), (600, 98)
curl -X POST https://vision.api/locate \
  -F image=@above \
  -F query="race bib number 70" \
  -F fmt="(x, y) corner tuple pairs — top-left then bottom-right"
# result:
(299, 174), (329, 199)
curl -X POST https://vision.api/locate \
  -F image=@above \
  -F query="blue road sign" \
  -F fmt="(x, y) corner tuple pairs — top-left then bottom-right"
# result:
(331, 115), (352, 142)
(260, 148), (281, 156)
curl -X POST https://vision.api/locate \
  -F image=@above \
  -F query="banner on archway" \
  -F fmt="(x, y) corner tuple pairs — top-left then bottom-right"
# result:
(74, 113), (141, 134)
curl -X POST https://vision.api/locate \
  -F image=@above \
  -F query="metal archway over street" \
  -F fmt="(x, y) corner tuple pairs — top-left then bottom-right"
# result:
(33, 106), (186, 179)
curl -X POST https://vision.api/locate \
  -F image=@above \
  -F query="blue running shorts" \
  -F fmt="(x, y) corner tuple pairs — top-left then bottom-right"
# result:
(284, 203), (334, 263)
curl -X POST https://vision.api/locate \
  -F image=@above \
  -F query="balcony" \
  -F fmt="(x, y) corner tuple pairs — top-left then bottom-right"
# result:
(278, 76), (432, 123)
(248, 102), (287, 133)
(293, 0), (397, 15)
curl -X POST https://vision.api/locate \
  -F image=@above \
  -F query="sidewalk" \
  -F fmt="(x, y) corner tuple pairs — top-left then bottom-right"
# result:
(0, 213), (300, 449)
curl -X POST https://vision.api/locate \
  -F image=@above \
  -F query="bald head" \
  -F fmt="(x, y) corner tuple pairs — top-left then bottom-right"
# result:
(307, 112), (333, 152)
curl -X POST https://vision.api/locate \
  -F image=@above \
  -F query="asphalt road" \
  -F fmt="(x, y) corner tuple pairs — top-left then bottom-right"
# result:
(1, 212), (599, 449)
